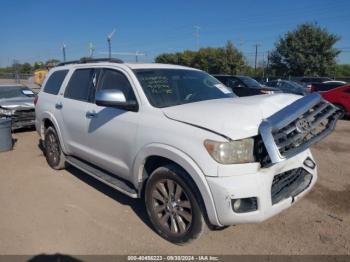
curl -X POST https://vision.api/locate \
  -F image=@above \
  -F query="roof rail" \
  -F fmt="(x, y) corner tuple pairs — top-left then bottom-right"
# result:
(57, 57), (124, 66)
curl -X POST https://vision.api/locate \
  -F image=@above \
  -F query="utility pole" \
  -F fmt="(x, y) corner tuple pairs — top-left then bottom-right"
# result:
(107, 28), (116, 59)
(62, 43), (66, 62)
(254, 43), (261, 75)
(266, 51), (270, 79)
(89, 42), (95, 58)
(194, 25), (201, 51)
(135, 51), (142, 62)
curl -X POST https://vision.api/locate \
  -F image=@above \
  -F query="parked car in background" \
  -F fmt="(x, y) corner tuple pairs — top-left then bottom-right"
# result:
(0, 85), (36, 130)
(213, 75), (280, 97)
(294, 76), (332, 87)
(36, 58), (341, 244)
(310, 80), (347, 92)
(266, 80), (309, 95)
(320, 84), (350, 118)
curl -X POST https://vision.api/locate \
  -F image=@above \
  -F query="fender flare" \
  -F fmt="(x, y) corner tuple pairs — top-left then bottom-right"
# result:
(132, 143), (222, 226)
(39, 112), (68, 154)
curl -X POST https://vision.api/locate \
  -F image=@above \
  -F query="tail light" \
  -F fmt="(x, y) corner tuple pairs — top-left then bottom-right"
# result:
(309, 85), (315, 92)
(34, 96), (38, 106)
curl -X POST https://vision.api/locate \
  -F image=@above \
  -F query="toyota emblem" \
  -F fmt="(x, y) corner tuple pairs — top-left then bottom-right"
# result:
(295, 118), (312, 133)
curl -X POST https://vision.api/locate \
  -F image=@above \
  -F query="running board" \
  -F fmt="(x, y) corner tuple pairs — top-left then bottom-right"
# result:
(65, 156), (138, 198)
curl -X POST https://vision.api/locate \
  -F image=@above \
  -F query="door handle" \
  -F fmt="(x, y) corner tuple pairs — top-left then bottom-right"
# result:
(55, 103), (63, 109)
(86, 111), (97, 118)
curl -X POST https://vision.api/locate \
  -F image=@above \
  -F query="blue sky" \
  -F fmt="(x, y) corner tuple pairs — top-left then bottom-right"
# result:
(0, 0), (349, 66)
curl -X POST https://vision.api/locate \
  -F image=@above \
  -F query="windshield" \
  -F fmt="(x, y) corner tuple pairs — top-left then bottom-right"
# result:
(239, 76), (262, 88)
(0, 86), (35, 99)
(284, 81), (303, 90)
(134, 69), (234, 108)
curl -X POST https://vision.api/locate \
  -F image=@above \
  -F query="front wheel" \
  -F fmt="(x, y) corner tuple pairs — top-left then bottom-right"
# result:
(145, 164), (207, 244)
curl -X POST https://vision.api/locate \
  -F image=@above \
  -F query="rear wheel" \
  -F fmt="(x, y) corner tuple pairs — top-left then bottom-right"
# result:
(44, 126), (66, 170)
(145, 164), (207, 244)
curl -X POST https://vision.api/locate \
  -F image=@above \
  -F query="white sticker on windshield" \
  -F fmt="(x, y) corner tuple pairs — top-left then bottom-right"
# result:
(22, 90), (34, 95)
(215, 84), (232, 94)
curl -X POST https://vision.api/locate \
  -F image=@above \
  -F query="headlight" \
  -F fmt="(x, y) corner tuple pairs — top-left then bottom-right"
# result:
(204, 138), (255, 164)
(261, 90), (274, 94)
(0, 108), (14, 116)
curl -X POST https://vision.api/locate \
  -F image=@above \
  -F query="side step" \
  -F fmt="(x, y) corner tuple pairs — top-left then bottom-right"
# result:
(65, 156), (138, 198)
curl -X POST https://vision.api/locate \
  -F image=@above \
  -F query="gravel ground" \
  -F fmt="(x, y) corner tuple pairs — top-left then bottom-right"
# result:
(0, 120), (349, 255)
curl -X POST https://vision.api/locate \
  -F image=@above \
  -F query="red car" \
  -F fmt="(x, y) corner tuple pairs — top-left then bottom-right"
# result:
(320, 84), (350, 117)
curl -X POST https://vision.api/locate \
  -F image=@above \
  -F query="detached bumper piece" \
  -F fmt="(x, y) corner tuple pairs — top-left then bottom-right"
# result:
(271, 168), (312, 205)
(11, 108), (35, 130)
(259, 93), (341, 164)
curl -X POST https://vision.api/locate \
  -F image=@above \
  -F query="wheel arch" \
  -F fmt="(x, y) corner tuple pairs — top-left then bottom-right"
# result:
(39, 112), (68, 154)
(132, 143), (222, 227)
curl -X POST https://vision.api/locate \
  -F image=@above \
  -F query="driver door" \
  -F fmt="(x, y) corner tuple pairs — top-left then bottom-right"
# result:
(84, 68), (139, 180)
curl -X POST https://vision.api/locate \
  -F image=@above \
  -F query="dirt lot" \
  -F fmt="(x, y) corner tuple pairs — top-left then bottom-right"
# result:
(0, 121), (349, 255)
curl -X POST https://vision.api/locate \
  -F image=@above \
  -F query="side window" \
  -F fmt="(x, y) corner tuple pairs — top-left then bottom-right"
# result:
(43, 70), (68, 95)
(268, 81), (277, 87)
(64, 69), (95, 102)
(227, 79), (239, 88)
(99, 69), (136, 101)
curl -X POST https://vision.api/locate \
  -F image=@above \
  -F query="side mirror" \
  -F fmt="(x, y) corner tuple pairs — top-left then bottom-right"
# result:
(95, 89), (138, 112)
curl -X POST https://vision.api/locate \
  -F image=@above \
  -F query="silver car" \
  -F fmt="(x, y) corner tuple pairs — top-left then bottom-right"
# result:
(0, 85), (36, 130)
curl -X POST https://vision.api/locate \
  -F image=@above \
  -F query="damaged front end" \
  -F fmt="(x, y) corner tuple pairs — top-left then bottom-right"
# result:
(0, 106), (35, 130)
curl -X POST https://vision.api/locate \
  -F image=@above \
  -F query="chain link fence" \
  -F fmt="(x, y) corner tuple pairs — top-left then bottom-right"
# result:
(0, 73), (40, 93)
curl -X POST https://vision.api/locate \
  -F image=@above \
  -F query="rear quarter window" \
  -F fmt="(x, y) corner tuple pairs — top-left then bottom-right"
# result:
(43, 70), (68, 95)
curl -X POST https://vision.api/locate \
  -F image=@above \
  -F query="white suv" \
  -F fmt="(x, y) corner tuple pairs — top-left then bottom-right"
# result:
(35, 58), (340, 244)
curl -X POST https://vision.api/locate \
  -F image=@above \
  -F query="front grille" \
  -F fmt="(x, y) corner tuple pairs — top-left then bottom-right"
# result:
(272, 101), (338, 157)
(271, 168), (312, 205)
(259, 93), (341, 164)
(11, 108), (35, 129)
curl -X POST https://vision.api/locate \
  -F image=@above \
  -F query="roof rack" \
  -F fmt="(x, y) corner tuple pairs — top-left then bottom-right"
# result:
(57, 58), (124, 66)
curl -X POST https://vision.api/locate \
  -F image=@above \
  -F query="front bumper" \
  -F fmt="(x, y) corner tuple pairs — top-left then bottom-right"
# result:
(206, 149), (317, 226)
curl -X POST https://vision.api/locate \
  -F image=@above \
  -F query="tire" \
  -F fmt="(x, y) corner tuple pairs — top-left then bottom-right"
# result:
(145, 164), (207, 244)
(44, 126), (66, 170)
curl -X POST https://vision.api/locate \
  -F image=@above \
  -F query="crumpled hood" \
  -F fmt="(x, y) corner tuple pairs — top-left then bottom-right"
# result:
(0, 97), (35, 109)
(162, 94), (301, 140)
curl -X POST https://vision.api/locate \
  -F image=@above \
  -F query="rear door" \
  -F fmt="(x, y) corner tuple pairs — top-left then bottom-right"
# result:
(56, 68), (99, 159)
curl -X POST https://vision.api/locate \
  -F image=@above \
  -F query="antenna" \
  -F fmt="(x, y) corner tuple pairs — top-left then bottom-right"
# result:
(107, 28), (116, 59)
(89, 42), (95, 58)
(194, 25), (201, 51)
(62, 43), (66, 62)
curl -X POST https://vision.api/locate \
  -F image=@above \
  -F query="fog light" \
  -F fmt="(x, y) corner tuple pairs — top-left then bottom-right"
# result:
(304, 157), (316, 169)
(232, 197), (257, 213)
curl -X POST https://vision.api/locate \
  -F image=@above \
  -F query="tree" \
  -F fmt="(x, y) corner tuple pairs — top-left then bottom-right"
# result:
(270, 23), (340, 77)
(20, 63), (32, 74)
(155, 41), (245, 74)
(335, 64), (350, 77)
(46, 59), (60, 67)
